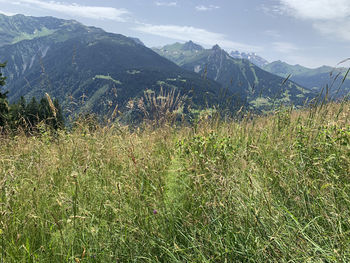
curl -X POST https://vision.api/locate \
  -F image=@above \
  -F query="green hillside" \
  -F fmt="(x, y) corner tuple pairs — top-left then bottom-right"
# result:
(0, 101), (349, 262)
(0, 14), (78, 46)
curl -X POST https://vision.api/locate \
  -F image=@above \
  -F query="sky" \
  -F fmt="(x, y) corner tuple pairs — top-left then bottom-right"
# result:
(0, 0), (350, 68)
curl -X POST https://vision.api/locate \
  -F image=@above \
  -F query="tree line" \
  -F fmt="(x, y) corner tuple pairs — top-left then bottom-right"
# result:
(0, 62), (64, 134)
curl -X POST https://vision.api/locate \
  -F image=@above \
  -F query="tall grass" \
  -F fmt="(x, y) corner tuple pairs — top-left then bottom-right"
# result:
(0, 101), (349, 262)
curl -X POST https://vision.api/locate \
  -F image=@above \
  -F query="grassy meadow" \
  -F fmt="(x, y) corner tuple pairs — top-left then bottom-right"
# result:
(0, 101), (350, 262)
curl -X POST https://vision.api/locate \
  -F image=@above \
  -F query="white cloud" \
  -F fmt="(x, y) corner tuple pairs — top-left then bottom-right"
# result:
(272, 42), (299, 53)
(195, 5), (220, 11)
(313, 20), (350, 41)
(279, 0), (350, 20)
(277, 0), (350, 41)
(133, 23), (261, 52)
(155, 1), (177, 7)
(0, 0), (129, 21)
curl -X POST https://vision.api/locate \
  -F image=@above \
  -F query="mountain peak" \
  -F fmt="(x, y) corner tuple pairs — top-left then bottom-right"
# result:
(182, 40), (204, 51)
(230, 50), (268, 67)
(212, 44), (221, 51)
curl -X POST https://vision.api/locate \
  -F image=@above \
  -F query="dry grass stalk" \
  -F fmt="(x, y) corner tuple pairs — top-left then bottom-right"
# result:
(138, 86), (187, 123)
(45, 93), (57, 118)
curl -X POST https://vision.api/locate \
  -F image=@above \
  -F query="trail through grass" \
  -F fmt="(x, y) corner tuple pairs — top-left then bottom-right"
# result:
(0, 102), (349, 262)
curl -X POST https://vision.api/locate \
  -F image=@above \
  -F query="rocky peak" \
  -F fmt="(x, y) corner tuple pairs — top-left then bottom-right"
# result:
(183, 40), (204, 51)
(212, 44), (221, 51)
(230, 50), (268, 67)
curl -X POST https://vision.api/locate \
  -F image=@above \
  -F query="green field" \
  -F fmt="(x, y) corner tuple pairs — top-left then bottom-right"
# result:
(0, 102), (349, 262)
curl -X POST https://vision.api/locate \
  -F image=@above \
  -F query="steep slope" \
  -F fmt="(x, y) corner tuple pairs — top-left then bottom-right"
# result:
(154, 42), (314, 110)
(0, 15), (225, 117)
(263, 61), (350, 97)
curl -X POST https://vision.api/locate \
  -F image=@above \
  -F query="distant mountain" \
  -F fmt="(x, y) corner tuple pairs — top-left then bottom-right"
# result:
(263, 61), (312, 76)
(230, 51), (269, 68)
(263, 61), (350, 97)
(152, 41), (204, 66)
(153, 41), (314, 110)
(0, 15), (226, 118)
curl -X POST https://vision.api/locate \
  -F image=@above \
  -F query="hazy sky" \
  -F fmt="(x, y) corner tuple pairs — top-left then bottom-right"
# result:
(0, 0), (350, 68)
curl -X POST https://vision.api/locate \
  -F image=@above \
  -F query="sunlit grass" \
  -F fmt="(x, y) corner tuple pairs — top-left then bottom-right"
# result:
(0, 101), (349, 262)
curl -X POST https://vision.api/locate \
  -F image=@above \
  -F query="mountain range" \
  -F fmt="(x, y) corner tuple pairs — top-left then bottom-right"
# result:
(153, 42), (314, 110)
(1, 14), (343, 120)
(0, 14), (225, 119)
(262, 61), (350, 97)
(224, 45), (350, 98)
